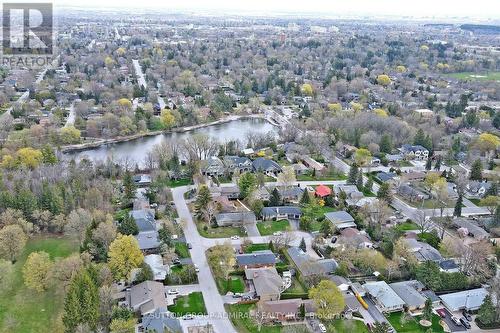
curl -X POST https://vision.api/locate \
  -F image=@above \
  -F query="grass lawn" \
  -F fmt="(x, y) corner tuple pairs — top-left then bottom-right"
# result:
(256, 219), (290, 236)
(197, 223), (246, 238)
(0, 235), (79, 333)
(225, 303), (283, 333)
(244, 243), (270, 253)
(328, 319), (368, 333)
(469, 198), (481, 205)
(174, 242), (190, 258)
(308, 205), (337, 232)
(165, 178), (192, 188)
(167, 292), (207, 316)
(394, 221), (419, 232)
(216, 275), (246, 294)
(386, 312), (444, 333)
(447, 71), (500, 81)
(297, 172), (347, 181)
(283, 277), (307, 294)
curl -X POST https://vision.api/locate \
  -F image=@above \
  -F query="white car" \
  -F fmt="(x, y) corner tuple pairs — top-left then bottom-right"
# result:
(273, 231), (283, 236)
(230, 235), (240, 240)
(318, 323), (327, 333)
(167, 289), (179, 295)
(182, 314), (194, 320)
(194, 264), (200, 273)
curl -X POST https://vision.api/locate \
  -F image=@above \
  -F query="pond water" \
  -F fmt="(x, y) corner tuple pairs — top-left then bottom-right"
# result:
(63, 118), (277, 166)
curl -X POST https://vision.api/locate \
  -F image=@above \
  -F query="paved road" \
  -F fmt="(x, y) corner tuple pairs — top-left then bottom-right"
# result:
(64, 102), (76, 127)
(132, 59), (147, 89)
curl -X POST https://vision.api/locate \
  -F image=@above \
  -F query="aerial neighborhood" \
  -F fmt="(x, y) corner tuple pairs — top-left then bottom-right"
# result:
(0, 3), (499, 333)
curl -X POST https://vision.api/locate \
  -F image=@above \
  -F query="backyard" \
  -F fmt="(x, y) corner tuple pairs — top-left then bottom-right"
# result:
(328, 319), (368, 333)
(174, 242), (190, 258)
(243, 243), (271, 253)
(197, 222), (246, 238)
(167, 292), (207, 316)
(256, 219), (291, 236)
(386, 312), (445, 333)
(216, 274), (246, 294)
(225, 303), (283, 333)
(0, 235), (79, 333)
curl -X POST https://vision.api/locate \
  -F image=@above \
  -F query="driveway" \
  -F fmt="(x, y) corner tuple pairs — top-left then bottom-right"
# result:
(244, 222), (261, 237)
(439, 308), (467, 332)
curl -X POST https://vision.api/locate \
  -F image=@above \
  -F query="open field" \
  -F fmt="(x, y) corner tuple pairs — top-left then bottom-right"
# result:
(447, 71), (500, 81)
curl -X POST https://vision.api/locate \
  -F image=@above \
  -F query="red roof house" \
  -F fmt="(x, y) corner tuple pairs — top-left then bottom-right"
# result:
(315, 184), (332, 198)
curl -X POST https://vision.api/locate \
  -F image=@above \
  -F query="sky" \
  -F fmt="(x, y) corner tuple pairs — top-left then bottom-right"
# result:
(31, 0), (500, 19)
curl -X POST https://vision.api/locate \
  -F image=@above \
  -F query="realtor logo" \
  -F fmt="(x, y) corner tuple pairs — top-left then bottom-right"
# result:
(2, 3), (53, 55)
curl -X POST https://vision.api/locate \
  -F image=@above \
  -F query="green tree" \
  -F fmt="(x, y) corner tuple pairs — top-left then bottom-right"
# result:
(377, 183), (392, 203)
(41, 145), (58, 164)
(364, 178), (373, 193)
(356, 172), (363, 191)
(22, 251), (52, 292)
(0, 224), (27, 262)
(309, 280), (345, 319)
(135, 262), (153, 283)
(379, 134), (392, 154)
(423, 298), (433, 321)
(238, 172), (256, 198)
(299, 237), (306, 252)
(63, 268), (100, 333)
(414, 128), (425, 146)
(269, 188), (282, 206)
(118, 214), (139, 235)
(372, 322), (392, 333)
(320, 219), (332, 236)
(454, 194), (463, 217)
(194, 186), (212, 221)
(425, 156), (432, 171)
(299, 190), (311, 205)
(108, 235), (144, 280)
(110, 318), (136, 333)
(470, 159), (483, 180)
(348, 164), (359, 184)
(477, 295), (496, 326)
(122, 170), (136, 201)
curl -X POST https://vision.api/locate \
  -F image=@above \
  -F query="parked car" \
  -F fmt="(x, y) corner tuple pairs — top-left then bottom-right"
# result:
(436, 308), (446, 318)
(318, 323), (327, 333)
(452, 316), (462, 326)
(182, 314), (194, 320)
(462, 310), (472, 321)
(460, 317), (471, 329)
(230, 235), (240, 240)
(187, 243), (192, 249)
(167, 289), (179, 295)
(273, 231), (283, 236)
(194, 264), (199, 273)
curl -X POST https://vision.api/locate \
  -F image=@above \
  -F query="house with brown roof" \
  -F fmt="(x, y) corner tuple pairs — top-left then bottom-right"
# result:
(257, 299), (316, 323)
(245, 267), (284, 301)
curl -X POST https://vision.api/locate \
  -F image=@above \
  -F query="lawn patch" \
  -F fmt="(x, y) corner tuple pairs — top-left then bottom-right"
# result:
(197, 223), (246, 238)
(244, 243), (270, 253)
(167, 292), (207, 316)
(386, 312), (444, 333)
(174, 242), (190, 258)
(216, 275), (246, 294)
(225, 303), (283, 333)
(256, 219), (290, 236)
(394, 221), (419, 232)
(328, 319), (368, 333)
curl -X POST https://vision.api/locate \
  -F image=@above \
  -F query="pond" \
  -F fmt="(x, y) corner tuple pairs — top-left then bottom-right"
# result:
(63, 118), (277, 166)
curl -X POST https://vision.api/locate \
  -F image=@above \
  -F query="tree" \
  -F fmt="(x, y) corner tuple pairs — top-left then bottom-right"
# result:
(63, 268), (99, 333)
(122, 170), (136, 201)
(299, 190), (310, 206)
(479, 196), (500, 215)
(364, 178), (373, 193)
(16, 147), (43, 169)
(376, 74), (391, 86)
(277, 166), (296, 191)
(425, 156), (432, 170)
(372, 322), (391, 333)
(160, 109), (176, 129)
(206, 244), (235, 279)
(414, 128), (425, 146)
(238, 172), (256, 198)
(434, 156), (442, 170)
(476, 133), (500, 156)
(118, 214), (139, 235)
(108, 235), (144, 280)
(347, 164), (359, 184)
(470, 159), (483, 180)
(309, 280), (345, 320)
(320, 219), (332, 236)
(477, 295), (496, 326)
(354, 148), (372, 167)
(23, 251), (52, 292)
(51, 255), (83, 290)
(301, 83), (313, 96)
(299, 237), (306, 252)
(454, 194), (463, 217)
(379, 134), (392, 154)
(269, 188), (282, 206)
(194, 185), (212, 222)
(110, 318), (136, 333)
(60, 126), (81, 144)
(0, 224), (27, 262)
(356, 172), (364, 191)
(423, 299), (433, 321)
(377, 183), (392, 203)
(135, 262), (154, 283)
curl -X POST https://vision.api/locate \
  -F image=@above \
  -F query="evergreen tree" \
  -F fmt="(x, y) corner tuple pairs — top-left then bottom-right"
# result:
(299, 190), (310, 206)
(434, 156), (442, 170)
(486, 182), (498, 196)
(470, 159), (483, 180)
(194, 186), (212, 220)
(477, 295), (496, 326)
(454, 194), (463, 217)
(364, 178), (373, 193)
(379, 134), (392, 154)
(414, 128), (425, 146)
(63, 269), (99, 333)
(348, 164), (359, 184)
(356, 172), (364, 191)
(122, 170), (136, 201)
(423, 299), (433, 321)
(299, 237), (306, 252)
(492, 205), (500, 227)
(377, 183), (392, 203)
(269, 188), (282, 206)
(320, 219), (332, 236)
(41, 145), (58, 164)
(425, 156), (432, 170)
(118, 214), (139, 235)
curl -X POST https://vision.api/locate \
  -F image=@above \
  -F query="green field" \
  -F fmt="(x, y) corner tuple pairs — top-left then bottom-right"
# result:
(167, 292), (207, 316)
(174, 242), (190, 258)
(225, 303), (283, 333)
(197, 223), (246, 238)
(256, 219), (291, 236)
(165, 178), (192, 188)
(0, 236), (79, 333)
(328, 319), (369, 333)
(394, 221), (419, 232)
(386, 312), (445, 333)
(447, 72), (500, 81)
(243, 243), (271, 253)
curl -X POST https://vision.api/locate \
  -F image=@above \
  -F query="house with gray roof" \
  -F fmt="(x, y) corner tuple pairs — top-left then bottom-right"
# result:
(389, 281), (427, 312)
(440, 288), (488, 312)
(215, 211), (256, 227)
(201, 156), (226, 177)
(130, 210), (160, 252)
(252, 157), (282, 176)
(324, 211), (357, 230)
(465, 181), (492, 199)
(403, 238), (443, 263)
(141, 308), (182, 333)
(397, 184), (429, 202)
(399, 144), (429, 160)
(453, 218), (490, 240)
(261, 206), (302, 221)
(130, 209), (156, 232)
(236, 250), (276, 268)
(223, 155), (253, 174)
(364, 281), (405, 313)
(274, 186), (304, 203)
(287, 247), (338, 277)
(128, 281), (168, 315)
(376, 172), (396, 183)
(245, 267), (284, 301)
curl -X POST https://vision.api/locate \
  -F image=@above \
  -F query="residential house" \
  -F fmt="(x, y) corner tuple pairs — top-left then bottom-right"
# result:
(128, 281), (168, 315)
(258, 299), (314, 323)
(403, 238), (443, 263)
(254, 187), (271, 201)
(399, 144), (429, 160)
(210, 185), (241, 200)
(439, 259), (460, 273)
(440, 288), (488, 312)
(252, 157), (282, 176)
(141, 308), (182, 333)
(336, 228), (373, 249)
(130, 210), (160, 252)
(328, 275), (350, 292)
(302, 156), (325, 172)
(245, 267), (284, 301)
(261, 206), (302, 221)
(363, 281), (405, 313)
(389, 281), (427, 312)
(324, 211), (357, 230)
(453, 218), (490, 240)
(315, 184), (332, 198)
(346, 196), (379, 208)
(144, 254), (169, 281)
(397, 184), (429, 202)
(201, 156), (225, 177)
(236, 250), (277, 269)
(212, 196), (236, 212)
(274, 186), (304, 203)
(133, 174), (152, 187)
(292, 163), (309, 175)
(376, 172), (396, 183)
(465, 181), (492, 199)
(335, 184), (364, 202)
(215, 211), (257, 227)
(223, 156), (253, 174)
(287, 247), (338, 277)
